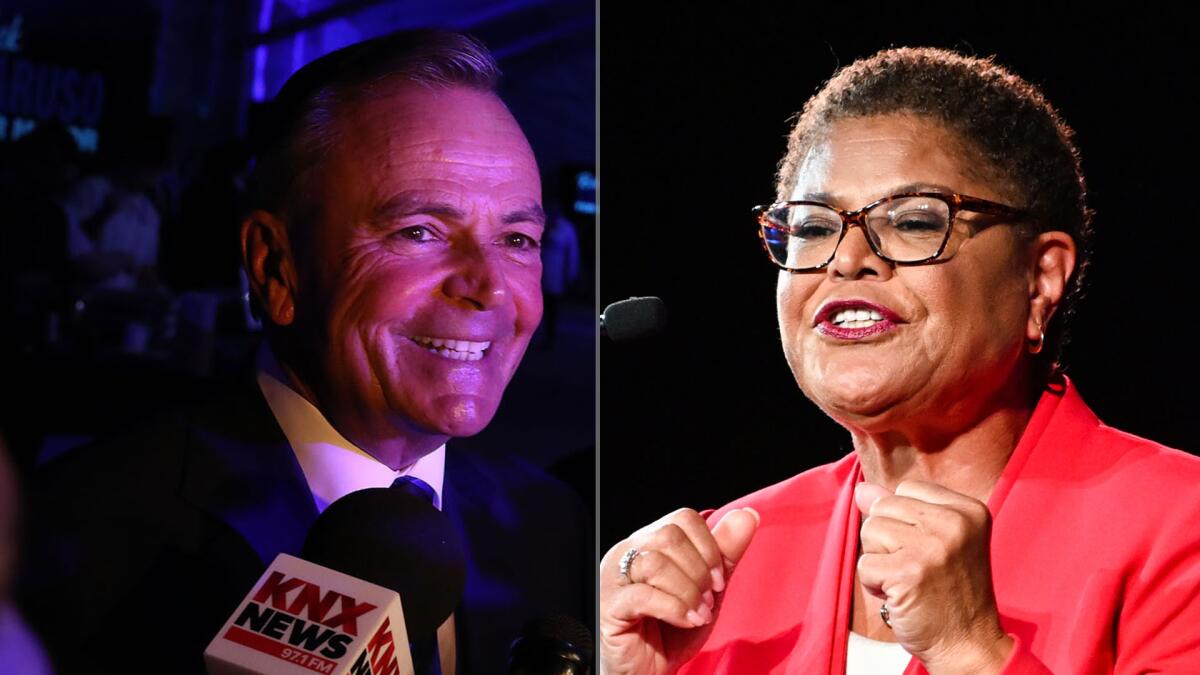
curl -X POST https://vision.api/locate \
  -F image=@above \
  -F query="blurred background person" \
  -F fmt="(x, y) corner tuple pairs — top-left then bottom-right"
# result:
(540, 205), (581, 350)
(0, 433), (52, 675)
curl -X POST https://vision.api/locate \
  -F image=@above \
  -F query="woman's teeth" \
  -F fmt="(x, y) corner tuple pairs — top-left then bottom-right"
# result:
(830, 308), (884, 329)
(410, 336), (491, 361)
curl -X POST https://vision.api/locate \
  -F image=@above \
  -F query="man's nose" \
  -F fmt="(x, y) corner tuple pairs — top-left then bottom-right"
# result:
(827, 223), (892, 281)
(442, 243), (509, 310)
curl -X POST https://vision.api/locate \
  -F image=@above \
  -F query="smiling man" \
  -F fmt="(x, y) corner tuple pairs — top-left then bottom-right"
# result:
(246, 35), (547, 493)
(20, 30), (588, 674)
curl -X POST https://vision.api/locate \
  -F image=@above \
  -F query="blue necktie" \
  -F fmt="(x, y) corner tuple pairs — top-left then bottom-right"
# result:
(392, 475), (438, 509)
(390, 475), (444, 675)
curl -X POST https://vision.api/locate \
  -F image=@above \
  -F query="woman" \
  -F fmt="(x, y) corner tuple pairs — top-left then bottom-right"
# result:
(599, 47), (1200, 674)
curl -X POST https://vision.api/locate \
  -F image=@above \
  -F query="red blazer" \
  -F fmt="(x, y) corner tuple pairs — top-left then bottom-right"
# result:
(681, 379), (1200, 674)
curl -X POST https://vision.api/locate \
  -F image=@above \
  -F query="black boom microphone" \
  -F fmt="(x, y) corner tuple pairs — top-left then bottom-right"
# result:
(600, 296), (667, 342)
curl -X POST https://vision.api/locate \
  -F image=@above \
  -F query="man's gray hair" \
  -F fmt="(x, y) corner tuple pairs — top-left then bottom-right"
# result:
(250, 29), (501, 221)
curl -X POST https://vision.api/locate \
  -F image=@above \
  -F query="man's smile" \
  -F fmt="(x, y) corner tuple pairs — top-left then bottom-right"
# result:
(409, 335), (492, 361)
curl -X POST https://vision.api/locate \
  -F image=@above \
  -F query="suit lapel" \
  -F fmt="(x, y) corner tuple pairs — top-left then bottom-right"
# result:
(178, 379), (319, 564)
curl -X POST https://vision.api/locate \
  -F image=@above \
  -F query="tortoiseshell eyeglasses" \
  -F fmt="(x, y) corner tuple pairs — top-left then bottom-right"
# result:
(752, 192), (1033, 272)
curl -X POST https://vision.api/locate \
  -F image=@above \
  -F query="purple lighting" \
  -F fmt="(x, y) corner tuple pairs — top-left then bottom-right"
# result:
(291, 0), (307, 76)
(252, 0), (275, 102)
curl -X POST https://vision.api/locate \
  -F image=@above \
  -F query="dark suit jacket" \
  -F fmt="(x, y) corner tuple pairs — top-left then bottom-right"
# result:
(18, 381), (589, 674)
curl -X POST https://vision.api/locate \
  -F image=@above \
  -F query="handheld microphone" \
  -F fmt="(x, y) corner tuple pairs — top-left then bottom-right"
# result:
(205, 487), (466, 674)
(205, 553), (415, 675)
(600, 297), (667, 342)
(302, 486), (466, 641)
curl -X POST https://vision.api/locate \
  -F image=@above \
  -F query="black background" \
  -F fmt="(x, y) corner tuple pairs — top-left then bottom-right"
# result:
(599, 4), (1200, 549)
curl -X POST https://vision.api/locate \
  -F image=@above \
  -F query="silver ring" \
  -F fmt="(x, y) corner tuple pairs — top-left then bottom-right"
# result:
(880, 603), (892, 628)
(618, 546), (640, 584)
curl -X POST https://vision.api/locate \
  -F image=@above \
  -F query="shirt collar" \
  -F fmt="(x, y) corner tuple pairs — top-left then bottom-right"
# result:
(254, 345), (445, 512)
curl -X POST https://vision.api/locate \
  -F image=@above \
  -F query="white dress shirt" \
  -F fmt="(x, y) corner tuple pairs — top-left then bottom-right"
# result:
(255, 347), (445, 512)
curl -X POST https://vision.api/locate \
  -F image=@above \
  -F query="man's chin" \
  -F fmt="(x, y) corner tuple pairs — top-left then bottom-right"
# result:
(413, 395), (501, 438)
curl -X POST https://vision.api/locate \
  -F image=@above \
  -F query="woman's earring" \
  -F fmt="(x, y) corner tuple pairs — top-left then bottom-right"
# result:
(1029, 318), (1045, 355)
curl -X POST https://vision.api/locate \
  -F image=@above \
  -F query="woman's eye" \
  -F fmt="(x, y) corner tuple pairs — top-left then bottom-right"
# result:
(894, 217), (943, 233)
(793, 221), (838, 240)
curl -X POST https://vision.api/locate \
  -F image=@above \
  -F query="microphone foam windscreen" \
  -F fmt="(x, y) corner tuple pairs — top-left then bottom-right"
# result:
(302, 487), (466, 638)
(603, 296), (667, 342)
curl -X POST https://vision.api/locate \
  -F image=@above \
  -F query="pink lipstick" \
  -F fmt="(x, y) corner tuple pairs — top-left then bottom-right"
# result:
(813, 299), (902, 341)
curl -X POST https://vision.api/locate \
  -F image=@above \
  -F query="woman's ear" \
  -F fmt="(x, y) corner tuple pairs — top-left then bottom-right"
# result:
(1026, 231), (1077, 343)
(241, 210), (298, 327)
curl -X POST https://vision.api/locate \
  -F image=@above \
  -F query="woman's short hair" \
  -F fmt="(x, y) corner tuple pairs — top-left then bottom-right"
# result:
(250, 29), (500, 223)
(777, 47), (1092, 382)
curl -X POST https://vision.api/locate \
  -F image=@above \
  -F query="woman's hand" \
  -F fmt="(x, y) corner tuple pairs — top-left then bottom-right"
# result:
(855, 481), (1013, 674)
(599, 507), (759, 675)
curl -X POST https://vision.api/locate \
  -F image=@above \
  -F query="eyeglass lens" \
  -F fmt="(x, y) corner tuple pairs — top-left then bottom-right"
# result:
(762, 196), (952, 269)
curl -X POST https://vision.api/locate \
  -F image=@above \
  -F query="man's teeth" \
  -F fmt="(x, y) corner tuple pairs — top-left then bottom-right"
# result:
(830, 308), (885, 328)
(410, 336), (491, 361)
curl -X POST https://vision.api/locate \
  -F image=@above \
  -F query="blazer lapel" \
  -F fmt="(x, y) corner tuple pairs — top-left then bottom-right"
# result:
(808, 459), (864, 675)
(178, 379), (319, 564)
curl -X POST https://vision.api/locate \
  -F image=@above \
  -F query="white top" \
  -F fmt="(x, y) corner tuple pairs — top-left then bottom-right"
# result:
(255, 347), (445, 512)
(845, 631), (910, 675)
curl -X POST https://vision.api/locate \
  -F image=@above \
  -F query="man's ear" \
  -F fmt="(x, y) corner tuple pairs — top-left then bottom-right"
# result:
(1026, 230), (1077, 343)
(241, 210), (298, 326)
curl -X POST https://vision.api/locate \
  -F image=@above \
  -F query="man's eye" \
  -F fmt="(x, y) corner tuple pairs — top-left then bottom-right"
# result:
(394, 225), (435, 241)
(503, 232), (541, 249)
